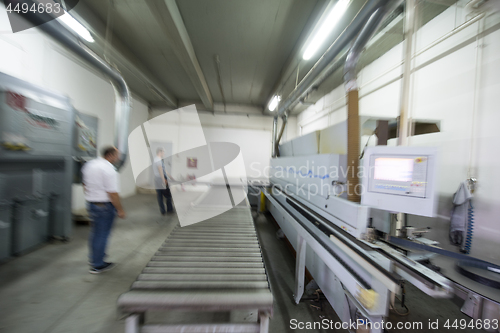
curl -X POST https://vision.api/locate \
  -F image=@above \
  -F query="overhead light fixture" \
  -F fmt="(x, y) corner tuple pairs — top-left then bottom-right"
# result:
(303, 0), (349, 60)
(268, 95), (281, 112)
(58, 12), (94, 43)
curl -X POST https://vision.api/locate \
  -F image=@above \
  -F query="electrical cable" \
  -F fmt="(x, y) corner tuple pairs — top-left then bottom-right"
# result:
(359, 126), (379, 159)
(390, 296), (410, 316)
(389, 283), (410, 316)
(456, 260), (500, 289)
(390, 236), (500, 288)
(463, 200), (474, 254)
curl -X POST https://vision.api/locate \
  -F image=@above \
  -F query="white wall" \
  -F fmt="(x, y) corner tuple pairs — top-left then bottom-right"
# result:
(295, 4), (500, 258)
(149, 108), (277, 181)
(203, 127), (271, 180)
(151, 108), (298, 180)
(0, 6), (149, 211)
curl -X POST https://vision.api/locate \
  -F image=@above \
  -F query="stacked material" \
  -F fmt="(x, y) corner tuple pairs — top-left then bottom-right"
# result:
(118, 206), (273, 333)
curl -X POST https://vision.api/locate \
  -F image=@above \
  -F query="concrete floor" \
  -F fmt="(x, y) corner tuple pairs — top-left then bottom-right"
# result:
(0, 193), (485, 333)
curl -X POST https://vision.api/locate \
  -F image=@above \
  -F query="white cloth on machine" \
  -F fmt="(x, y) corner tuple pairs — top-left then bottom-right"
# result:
(449, 181), (472, 246)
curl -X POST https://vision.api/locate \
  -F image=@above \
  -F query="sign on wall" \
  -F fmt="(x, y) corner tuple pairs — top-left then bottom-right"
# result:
(187, 157), (197, 168)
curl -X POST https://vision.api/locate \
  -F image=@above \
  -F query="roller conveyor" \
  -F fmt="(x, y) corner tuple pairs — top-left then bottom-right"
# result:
(150, 256), (264, 262)
(158, 247), (262, 252)
(154, 252), (262, 257)
(147, 261), (264, 268)
(117, 206), (273, 333)
(141, 267), (266, 274)
(132, 281), (271, 289)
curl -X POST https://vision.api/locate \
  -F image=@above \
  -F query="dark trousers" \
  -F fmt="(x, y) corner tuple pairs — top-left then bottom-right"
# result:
(156, 187), (173, 214)
(87, 202), (116, 268)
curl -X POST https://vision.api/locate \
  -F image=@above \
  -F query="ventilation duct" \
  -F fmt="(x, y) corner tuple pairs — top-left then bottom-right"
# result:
(276, 0), (392, 118)
(343, 1), (399, 202)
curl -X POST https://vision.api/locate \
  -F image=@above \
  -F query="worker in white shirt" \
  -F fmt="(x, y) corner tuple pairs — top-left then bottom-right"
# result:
(82, 146), (126, 274)
(153, 147), (174, 215)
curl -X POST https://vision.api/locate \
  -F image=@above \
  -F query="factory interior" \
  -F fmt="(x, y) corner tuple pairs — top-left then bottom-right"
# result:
(1, 0), (500, 332)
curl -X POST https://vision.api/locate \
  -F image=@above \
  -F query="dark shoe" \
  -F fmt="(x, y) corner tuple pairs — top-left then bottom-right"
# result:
(167, 210), (174, 214)
(88, 257), (108, 266)
(89, 262), (116, 274)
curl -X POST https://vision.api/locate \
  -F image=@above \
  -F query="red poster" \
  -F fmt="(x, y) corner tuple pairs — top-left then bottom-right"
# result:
(187, 158), (197, 168)
(6, 91), (26, 112)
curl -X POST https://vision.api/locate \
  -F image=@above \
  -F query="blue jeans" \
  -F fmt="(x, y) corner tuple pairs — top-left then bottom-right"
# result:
(88, 202), (116, 268)
(156, 188), (173, 214)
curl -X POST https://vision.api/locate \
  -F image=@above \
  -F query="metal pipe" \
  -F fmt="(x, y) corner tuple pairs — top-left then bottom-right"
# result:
(276, 0), (389, 117)
(19, 4), (131, 169)
(298, 13), (487, 132)
(290, 4), (405, 129)
(344, 6), (391, 91)
(467, 16), (485, 179)
(306, 51), (348, 101)
(343, 1), (397, 202)
(274, 114), (288, 157)
(272, 116), (278, 157)
(415, 12), (485, 58)
(273, 1), (401, 153)
(398, 0), (416, 146)
(465, 0), (483, 13)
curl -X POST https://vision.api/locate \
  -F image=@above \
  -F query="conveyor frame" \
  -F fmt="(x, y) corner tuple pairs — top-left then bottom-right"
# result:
(117, 205), (273, 333)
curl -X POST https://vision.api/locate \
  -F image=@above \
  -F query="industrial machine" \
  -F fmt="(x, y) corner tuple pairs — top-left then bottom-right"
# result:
(0, 72), (98, 262)
(73, 112), (98, 183)
(262, 127), (497, 332)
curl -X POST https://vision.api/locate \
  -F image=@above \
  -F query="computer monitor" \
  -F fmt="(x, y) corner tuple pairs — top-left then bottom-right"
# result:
(361, 146), (438, 217)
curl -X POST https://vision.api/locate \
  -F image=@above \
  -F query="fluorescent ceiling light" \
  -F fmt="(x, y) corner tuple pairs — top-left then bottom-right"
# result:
(59, 12), (94, 43)
(303, 0), (349, 60)
(268, 95), (281, 112)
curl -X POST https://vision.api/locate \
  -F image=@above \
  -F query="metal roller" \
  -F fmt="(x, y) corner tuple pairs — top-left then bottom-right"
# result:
(117, 290), (274, 312)
(140, 324), (260, 333)
(158, 247), (260, 252)
(147, 262), (264, 268)
(168, 233), (257, 238)
(154, 251), (261, 257)
(179, 227), (256, 231)
(163, 240), (259, 245)
(132, 280), (270, 290)
(170, 234), (257, 239)
(150, 256), (263, 262)
(137, 273), (268, 281)
(142, 267), (266, 275)
(171, 230), (257, 235)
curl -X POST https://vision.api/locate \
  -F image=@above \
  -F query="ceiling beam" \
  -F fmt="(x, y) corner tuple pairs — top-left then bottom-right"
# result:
(145, 0), (214, 111)
(71, 1), (178, 107)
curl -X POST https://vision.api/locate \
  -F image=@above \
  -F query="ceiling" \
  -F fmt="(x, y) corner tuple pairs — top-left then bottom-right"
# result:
(71, 0), (454, 116)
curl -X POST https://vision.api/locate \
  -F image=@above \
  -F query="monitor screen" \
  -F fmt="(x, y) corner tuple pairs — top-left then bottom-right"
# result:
(361, 146), (437, 217)
(368, 155), (429, 198)
(373, 157), (414, 182)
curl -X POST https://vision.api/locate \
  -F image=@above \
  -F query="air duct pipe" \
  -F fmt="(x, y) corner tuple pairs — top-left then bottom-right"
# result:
(272, 0), (386, 152)
(272, 116), (278, 157)
(398, 0), (416, 146)
(276, 0), (389, 118)
(17, 3), (131, 170)
(343, 1), (397, 202)
(274, 113), (288, 157)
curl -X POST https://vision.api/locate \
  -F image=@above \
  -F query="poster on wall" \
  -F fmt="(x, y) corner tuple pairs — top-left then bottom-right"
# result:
(187, 157), (197, 168)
